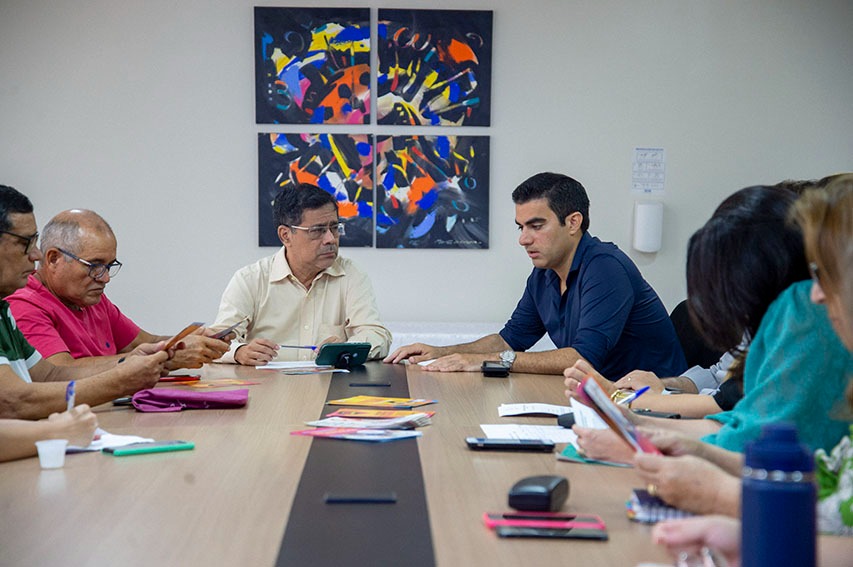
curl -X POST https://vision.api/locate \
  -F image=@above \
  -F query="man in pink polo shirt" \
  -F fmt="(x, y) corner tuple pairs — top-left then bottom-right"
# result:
(6, 209), (228, 372)
(0, 185), (169, 420)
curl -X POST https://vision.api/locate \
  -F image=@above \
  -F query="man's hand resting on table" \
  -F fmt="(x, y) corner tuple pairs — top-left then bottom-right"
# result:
(384, 343), (450, 365)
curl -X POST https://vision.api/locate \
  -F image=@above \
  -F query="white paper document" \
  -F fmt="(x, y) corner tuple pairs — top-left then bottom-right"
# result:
(570, 398), (608, 429)
(256, 361), (348, 374)
(479, 424), (577, 444)
(498, 403), (571, 417)
(257, 361), (323, 370)
(67, 428), (154, 453)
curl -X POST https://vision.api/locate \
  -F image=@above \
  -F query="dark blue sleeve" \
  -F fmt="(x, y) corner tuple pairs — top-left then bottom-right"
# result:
(572, 255), (634, 368)
(499, 274), (546, 351)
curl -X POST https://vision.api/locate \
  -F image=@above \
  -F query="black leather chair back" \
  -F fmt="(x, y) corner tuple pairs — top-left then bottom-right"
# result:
(669, 300), (725, 369)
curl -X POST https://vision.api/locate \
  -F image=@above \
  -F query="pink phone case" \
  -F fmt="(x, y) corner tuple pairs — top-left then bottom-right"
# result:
(575, 378), (661, 455)
(482, 511), (606, 531)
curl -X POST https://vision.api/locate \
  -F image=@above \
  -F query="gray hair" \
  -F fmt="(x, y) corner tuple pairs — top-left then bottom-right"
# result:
(40, 209), (115, 255)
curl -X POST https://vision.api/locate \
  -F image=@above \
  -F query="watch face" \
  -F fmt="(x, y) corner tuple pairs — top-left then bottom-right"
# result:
(500, 350), (516, 365)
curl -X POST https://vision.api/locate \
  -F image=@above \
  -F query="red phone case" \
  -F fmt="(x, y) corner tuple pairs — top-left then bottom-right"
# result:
(159, 375), (201, 383)
(575, 378), (661, 455)
(482, 511), (606, 531)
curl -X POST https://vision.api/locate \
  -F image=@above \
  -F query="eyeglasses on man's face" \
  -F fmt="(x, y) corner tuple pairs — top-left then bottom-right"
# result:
(288, 222), (345, 240)
(0, 230), (39, 254)
(57, 247), (122, 279)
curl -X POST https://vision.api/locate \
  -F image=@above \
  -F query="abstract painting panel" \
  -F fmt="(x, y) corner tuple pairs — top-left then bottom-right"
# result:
(258, 133), (374, 247)
(255, 7), (370, 124)
(377, 9), (493, 126)
(375, 135), (489, 249)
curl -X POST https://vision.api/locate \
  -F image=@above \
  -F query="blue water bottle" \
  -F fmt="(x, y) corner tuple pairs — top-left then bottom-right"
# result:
(741, 423), (816, 567)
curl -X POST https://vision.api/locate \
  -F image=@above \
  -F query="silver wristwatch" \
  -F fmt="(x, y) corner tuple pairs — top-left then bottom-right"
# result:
(499, 350), (516, 370)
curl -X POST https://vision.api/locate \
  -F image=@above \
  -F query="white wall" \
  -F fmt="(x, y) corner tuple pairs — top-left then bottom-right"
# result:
(1, 0), (851, 333)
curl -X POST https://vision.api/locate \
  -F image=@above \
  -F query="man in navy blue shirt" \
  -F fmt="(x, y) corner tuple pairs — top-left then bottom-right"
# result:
(385, 172), (686, 378)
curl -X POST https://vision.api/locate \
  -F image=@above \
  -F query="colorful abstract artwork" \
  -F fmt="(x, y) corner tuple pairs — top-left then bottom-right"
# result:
(377, 9), (493, 126)
(258, 133), (374, 247)
(375, 135), (489, 249)
(254, 7), (370, 124)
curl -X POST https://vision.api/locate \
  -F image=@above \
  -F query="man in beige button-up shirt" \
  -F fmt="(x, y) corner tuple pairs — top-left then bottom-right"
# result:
(212, 184), (391, 365)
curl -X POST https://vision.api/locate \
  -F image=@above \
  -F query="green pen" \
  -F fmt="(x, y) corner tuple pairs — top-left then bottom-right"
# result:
(103, 440), (194, 456)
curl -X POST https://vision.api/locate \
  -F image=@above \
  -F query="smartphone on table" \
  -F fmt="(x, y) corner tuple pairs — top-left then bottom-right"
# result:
(483, 511), (606, 530)
(465, 437), (555, 453)
(484, 511), (608, 540)
(495, 525), (608, 540)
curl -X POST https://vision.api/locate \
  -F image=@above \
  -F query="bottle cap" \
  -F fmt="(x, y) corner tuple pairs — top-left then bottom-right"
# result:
(744, 423), (814, 472)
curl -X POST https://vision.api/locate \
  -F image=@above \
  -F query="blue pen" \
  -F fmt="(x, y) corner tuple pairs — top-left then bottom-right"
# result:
(66, 380), (76, 412)
(618, 385), (649, 406)
(279, 344), (317, 350)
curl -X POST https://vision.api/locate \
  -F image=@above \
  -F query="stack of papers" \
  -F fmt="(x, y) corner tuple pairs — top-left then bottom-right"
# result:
(256, 361), (348, 374)
(479, 424), (577, 444)
(306, 413), (432, 430)
(291, 428), (422, 442)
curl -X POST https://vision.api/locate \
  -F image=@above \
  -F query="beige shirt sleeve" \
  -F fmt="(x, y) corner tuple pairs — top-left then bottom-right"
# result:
(211, 263), (261, 364)
(339, 260), (392, 360)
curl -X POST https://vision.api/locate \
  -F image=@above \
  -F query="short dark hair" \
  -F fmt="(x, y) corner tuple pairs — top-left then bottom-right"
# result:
(272, 183), (338, 227)
(686, 185), (808, 374)
(0, 185), (34, 232)
(512, 172), (590, 231)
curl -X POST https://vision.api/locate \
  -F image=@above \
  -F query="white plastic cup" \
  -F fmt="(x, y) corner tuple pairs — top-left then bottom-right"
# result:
(35, 439), (68, 469)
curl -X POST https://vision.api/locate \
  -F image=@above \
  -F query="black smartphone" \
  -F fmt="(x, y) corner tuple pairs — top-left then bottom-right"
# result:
(495, 526), (608, 540)
(465, 437), (555, 453)
(632, 409), (682, 419)
(481, 361), (509, 378)
(210, 318), (247, 340)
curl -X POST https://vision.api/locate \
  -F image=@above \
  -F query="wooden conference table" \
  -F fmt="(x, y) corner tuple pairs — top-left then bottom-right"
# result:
(1, 363), (671, 566)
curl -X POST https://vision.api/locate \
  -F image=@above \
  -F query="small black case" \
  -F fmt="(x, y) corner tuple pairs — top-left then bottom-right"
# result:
(508, 475), (569, 512)
(556, 412), (575, 429)
(481, 361), (509, 378)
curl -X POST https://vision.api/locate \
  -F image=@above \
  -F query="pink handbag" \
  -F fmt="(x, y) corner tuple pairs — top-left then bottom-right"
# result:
(131, 388), (249, 412)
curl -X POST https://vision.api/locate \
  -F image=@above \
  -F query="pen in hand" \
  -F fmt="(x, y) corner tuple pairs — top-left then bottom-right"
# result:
(617, 385), (649, 407)
(279, 344), (318, 351)
(66, 380), (76, 413)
